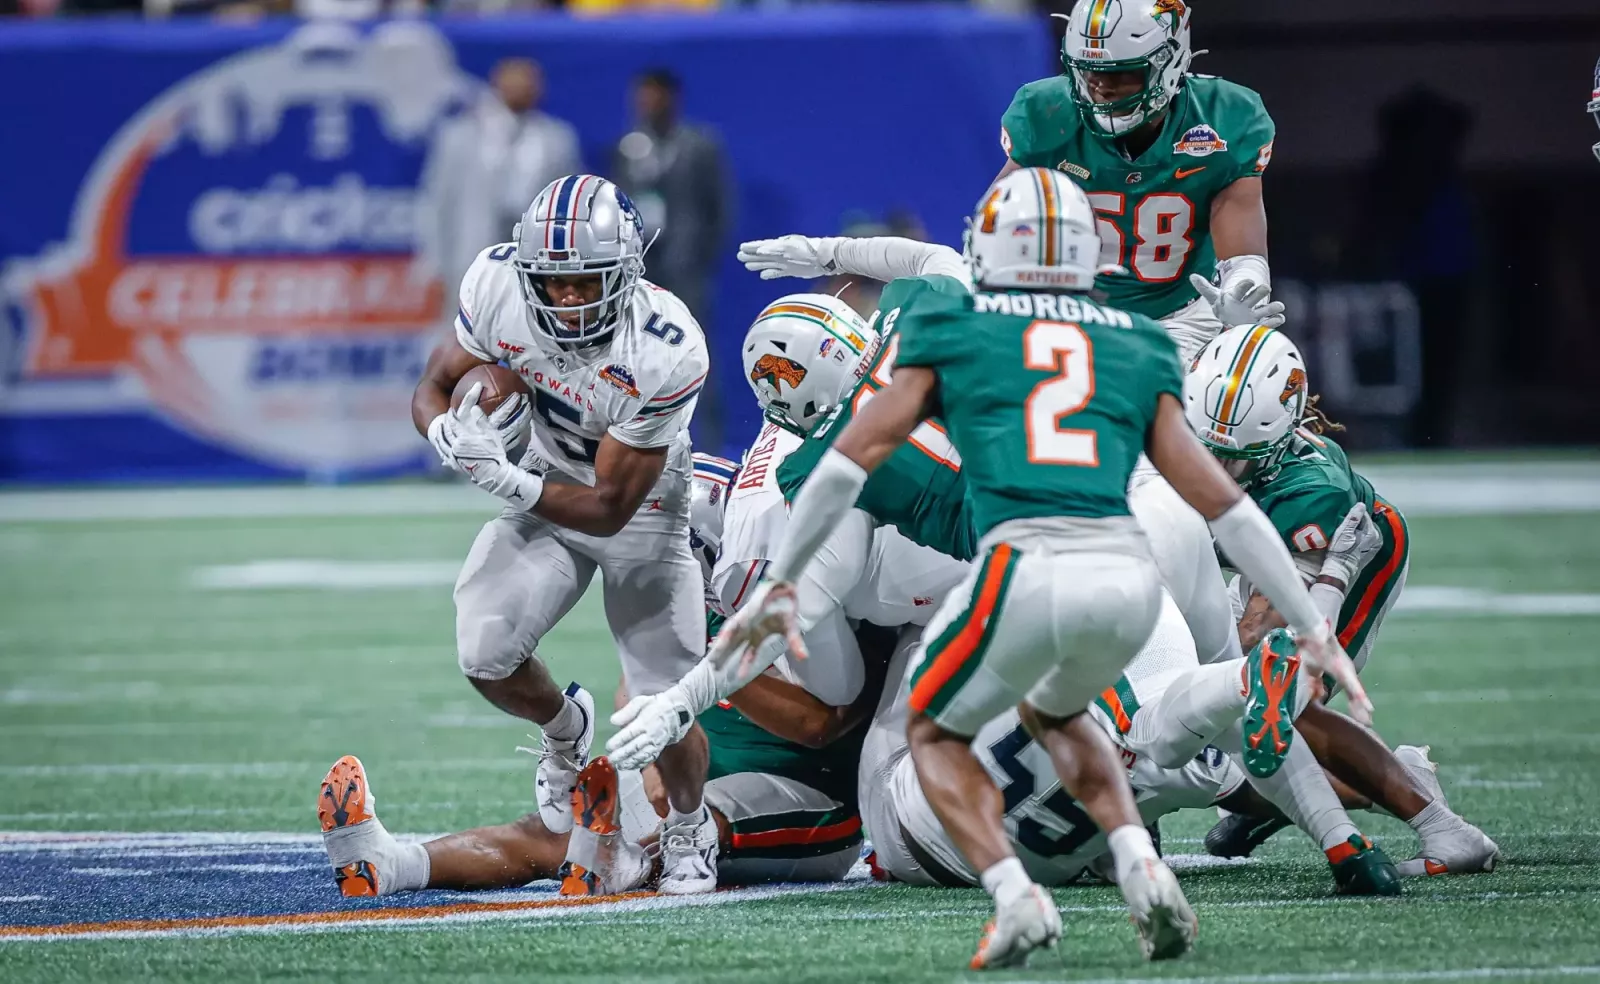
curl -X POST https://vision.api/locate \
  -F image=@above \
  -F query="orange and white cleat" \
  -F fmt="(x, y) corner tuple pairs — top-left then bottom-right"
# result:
(318, 755), (422, 898)
(560, 757), (652, 897)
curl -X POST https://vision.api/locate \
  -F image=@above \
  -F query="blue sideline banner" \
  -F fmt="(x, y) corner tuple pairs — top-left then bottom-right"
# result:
(0, 9), (1048, 483)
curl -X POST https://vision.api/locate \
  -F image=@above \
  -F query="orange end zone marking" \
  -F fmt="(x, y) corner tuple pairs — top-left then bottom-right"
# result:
(0, 891), (658, 939)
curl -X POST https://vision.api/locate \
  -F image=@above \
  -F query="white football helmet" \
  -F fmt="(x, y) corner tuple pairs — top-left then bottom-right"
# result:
(965, 167), (1102, 291)
(742, 294), (877, 435)
(1061, 0), (1194, 136)
(689, 452), (738, 586)
(513, 174), (648, 351)
(1184, 324), (1309, 488)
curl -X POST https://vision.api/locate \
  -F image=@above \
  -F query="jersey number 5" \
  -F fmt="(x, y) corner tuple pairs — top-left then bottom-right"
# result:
(1023, 321), (1098, 467)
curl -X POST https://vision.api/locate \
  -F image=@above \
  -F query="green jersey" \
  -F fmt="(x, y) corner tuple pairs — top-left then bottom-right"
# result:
(776, 274), (979, 561)
(698, 610), (861, 808)
(895, 286), (1183, 534)
(1001, 74), (1275, 319)
(1250, 433), (1376, 554)
(1245, 432), (1410, 654)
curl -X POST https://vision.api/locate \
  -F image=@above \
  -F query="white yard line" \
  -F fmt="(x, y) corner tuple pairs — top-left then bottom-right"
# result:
(3, 462), (1598, 524)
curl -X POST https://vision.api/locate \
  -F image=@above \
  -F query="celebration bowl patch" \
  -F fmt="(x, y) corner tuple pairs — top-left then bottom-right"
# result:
(1174, 124), (1228, 157)
(598, 364), (639, 397)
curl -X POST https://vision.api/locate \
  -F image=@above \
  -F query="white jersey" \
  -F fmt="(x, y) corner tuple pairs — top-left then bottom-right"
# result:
(711, 420), (968, 706)
(455, 244), (709, 490)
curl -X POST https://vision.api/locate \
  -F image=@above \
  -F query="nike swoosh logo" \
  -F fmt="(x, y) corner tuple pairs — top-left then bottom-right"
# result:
(1175, 166), (1207, 179)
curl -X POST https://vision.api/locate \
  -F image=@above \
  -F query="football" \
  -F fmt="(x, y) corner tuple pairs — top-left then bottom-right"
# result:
(451, 363), (532, 460)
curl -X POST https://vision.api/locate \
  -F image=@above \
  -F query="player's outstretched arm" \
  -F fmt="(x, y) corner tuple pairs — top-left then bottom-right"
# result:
(1188, 178), (1285, 333)
(738, 235), (966, 285)
(531, 437), (668, 538)
(1146, 393), (1372, 722)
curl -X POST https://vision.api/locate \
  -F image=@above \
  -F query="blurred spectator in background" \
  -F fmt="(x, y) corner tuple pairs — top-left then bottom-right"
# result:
(610, 67), (731, 328)
(419, 57), (581, 302)
(610, 67), (731, 447)
(1344, 87), (1478, 448)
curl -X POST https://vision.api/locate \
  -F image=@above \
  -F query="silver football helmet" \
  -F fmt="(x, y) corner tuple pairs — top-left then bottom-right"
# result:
(689, 452), (738, 589)
(512, 174), (648, 349)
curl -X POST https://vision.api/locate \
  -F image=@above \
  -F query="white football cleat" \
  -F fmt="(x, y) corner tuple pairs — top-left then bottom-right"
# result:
(969, 884), (1062, 970)
(318, 755), (403, 897)
(658, 808), (718, 895)
(525, 683), (594, 836)
(1393, 744), (1500, 877)
(1120, 857), (1197, 961)
(560, 757), (654, 896)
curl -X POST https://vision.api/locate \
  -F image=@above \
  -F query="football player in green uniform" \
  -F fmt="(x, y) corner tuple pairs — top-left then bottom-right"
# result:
(712, 167), (1367, 969)
(1185, 324), (1500, 877)
(997, 0), (1282, 361)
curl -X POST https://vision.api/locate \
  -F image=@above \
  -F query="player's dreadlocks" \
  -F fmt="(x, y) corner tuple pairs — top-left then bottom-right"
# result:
(1299, 393), (1345, 435)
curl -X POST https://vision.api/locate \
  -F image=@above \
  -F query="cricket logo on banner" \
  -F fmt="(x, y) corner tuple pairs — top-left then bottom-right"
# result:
(4, 22), (477, 475)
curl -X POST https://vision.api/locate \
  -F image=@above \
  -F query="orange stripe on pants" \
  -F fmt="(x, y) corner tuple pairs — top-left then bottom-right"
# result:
(1338, 500), (1406, 648)
(910, 544), (1014, 713)
(730, 816), (863, 851)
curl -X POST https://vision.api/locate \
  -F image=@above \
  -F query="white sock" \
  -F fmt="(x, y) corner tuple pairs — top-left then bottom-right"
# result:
(393, 839), (431, 892)
(979, 856), (1033, 907)
(665, 804), (706, 830)
(1405, 797), (1457, 836)
(542, 692), (586, 742)
(1107, 824), (1159, 886)
(1246, 739), (1360, 851)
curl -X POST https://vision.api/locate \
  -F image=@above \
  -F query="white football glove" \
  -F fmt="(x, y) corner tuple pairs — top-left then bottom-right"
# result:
(737, 236), (839, 281)
(426, 410), (465, 472)
(1292, 620), (1373, 726)
(1319, 502), (1384, 586)
(1189, 274), (1286, 330)
(451, 384), (544, 506)
(706, 580), (807, 685)
(426, 382), (529, 473)
(606, 689), (697, 771)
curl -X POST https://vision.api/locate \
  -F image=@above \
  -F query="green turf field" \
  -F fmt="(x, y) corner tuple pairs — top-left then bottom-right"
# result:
(3, 466), (1600, 983)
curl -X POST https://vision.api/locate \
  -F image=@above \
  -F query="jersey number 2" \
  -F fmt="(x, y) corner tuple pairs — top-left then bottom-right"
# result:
(1023, 321), (1098, 467)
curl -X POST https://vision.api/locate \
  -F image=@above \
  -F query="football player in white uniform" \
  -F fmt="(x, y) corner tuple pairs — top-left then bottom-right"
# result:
(409, 174), (716, 893)
(316, 458), (883, 899)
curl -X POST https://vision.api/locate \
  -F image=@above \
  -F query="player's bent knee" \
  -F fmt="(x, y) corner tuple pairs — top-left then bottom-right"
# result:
(456, 614), (536, 681)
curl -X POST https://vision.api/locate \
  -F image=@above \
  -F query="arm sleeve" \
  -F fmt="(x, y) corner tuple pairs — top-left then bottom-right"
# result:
(453, 252), (497, 362)
(828, 238), (969, 285)
(770, 448), (869, 585)
(608, 335), (709, 449)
